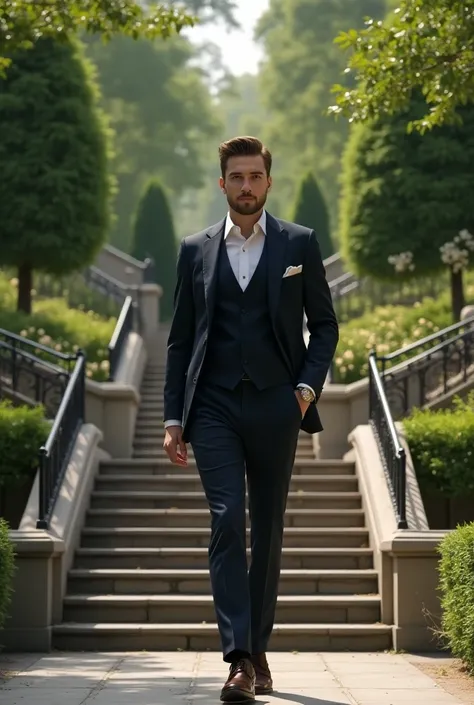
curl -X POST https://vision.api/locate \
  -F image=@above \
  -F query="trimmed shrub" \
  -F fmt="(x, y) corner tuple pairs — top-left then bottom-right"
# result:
(0, 36), (113, 314)
(0, 274), (115, 382)
(0, 402), (49, 488)
(438, 524), (474, 671)
(291, 172), (334, 260)
(403, 394), (474, 496)
(131, 179), (177, 321)
(0, 519), (15, 632)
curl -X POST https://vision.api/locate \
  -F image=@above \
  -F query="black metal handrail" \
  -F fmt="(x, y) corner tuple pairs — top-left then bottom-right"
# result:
(37, 352), (85, 529)
(376, 315), (474, 417)
(368, 353), (408, 529)
(83, 265), (130, 306)
(108, 295), (135, 381)
(0, 328), (77, 417)
(328, 270), (448, 324)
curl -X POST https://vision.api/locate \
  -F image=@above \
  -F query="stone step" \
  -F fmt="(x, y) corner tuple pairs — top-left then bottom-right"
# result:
(94, 474), (358, 494)
(67, 568), (378, 596)
(52, 622), (393, 652)
(132, 449), (316, 460)
(80, 526), (369, 550)
(62, 594), (381, 625)
(134, 428), (315, 448)
(85, 507), (366, 529)
(98, 458), (356, 477)
(74, 546), (373, 570)
(90, 491), (362, 511)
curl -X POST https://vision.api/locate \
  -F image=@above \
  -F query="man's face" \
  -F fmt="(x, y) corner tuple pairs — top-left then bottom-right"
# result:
(220, 155), (272, 215)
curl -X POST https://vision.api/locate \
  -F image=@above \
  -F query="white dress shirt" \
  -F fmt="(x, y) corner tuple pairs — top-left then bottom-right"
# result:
(164, 211), (314, 428)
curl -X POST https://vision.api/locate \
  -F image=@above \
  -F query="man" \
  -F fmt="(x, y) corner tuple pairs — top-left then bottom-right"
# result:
(163, 136), (338, 702)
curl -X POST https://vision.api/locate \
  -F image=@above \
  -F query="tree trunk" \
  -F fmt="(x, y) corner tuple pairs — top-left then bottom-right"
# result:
(17, 263), (33, 314)
(450, 268), (466, 322)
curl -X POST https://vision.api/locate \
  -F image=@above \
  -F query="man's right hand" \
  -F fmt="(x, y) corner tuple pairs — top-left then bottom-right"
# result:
(163, 426), (188, 466)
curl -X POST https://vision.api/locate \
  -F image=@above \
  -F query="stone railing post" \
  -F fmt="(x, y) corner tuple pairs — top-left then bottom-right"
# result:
(137, 283), (162, 347)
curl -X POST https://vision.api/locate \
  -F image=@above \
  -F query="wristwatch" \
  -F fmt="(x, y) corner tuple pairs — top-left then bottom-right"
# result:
(296, 385), (316, 403)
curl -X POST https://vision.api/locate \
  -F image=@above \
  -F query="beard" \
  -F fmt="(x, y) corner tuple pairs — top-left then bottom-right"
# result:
(227, 190), (268, 216)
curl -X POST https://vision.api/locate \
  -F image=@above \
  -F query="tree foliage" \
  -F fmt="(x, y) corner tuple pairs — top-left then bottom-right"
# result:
(340, 96), (474, 318)
(331, 0), (474, 132)
(0, 37), (113, 313)
(87, 33), (220, 249)
(292, 172), (333, 260)
(0, 1), (194, 73)
(256, 0), (386, 228)
(131, 180), (177, 321)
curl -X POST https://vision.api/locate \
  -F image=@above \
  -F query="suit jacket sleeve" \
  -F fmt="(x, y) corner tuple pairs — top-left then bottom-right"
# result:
(164, 239), (195, 422)
(298, 230), (339, 395)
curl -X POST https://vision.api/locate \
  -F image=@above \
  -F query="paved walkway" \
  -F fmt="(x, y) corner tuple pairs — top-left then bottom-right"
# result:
(0, 651), (469, 705)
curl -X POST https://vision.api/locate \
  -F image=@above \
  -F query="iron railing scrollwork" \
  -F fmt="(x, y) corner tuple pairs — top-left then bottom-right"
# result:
(37, 352), (86, 529)
(108, 295), (135, 381)
(368, 353), (407, 529)
(0, 328), (76, 417)
(329, 271), (448, 324)
(377, 316), (474, 419)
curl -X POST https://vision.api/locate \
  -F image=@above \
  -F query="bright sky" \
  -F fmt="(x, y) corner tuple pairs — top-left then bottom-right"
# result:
(184, 0), (270, 76)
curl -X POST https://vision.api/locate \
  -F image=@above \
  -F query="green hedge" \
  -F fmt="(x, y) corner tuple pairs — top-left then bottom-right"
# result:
(0, 401), (49, 488)
(0, 273), (116, 381)
(439, 524), (474, 670)
(403, 395), (474, 496)
(0, 518), (15, 631)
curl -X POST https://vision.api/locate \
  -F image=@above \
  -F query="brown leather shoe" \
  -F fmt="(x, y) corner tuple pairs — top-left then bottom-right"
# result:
(251, 653), (273, 695)
(220, 658), (256, 702)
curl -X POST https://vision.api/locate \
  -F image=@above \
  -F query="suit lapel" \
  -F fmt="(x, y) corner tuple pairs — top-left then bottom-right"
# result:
(202, 218), (225, 328)
(266, 214), (288, 323)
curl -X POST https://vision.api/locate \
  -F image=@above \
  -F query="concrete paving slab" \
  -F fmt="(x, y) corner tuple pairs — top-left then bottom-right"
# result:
(0, 651), (469, 705)
(0, 687), (94, 705)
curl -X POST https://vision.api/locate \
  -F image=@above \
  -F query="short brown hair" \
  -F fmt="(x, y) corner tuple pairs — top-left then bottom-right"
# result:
(219, 136), (272, 177)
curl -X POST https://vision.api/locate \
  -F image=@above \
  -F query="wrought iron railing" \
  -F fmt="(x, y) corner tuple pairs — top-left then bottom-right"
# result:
(329, 271), (448, 323)
(368, 315), (474, 528)
(37, 352), (86, 529)
(108, 295), (135, 381)
(0, 328), (76, 417)
(368, 353), (407, 529)
(377, 316), (474, 418)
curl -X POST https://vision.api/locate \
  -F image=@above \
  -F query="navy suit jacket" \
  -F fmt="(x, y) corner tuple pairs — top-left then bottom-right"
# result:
(164, 213), (339, 441)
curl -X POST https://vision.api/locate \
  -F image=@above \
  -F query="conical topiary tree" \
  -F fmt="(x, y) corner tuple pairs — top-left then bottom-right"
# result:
(291, 172), (334, 260)
(131, 179), (177, 321)
(0, 37), (113, 314)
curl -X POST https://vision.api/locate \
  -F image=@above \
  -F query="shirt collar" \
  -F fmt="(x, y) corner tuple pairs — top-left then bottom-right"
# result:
(224, 210), (267, 239)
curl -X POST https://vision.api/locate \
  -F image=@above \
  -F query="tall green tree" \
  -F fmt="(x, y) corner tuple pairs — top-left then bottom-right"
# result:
(131, 180), (177, 321)
(0, 37), (113, 314)
(255, 0), (386, 227)
(340, 97), (474, 321)
(86, 34), (220, 250)
(331, 0), (474, 132)
(292, 172), (333, 260)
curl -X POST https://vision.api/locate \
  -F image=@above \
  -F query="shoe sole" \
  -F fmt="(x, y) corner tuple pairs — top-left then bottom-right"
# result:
(255, 686), (273, 695)
(220, 688), (256, 703)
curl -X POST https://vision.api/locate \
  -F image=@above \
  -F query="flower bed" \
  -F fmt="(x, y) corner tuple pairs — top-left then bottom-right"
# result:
(333, 288), (473, 384)
(0, 274), (116, 382)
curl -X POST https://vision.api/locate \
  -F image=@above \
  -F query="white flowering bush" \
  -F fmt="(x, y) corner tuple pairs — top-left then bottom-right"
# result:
(440, 229), (474, 274)
(0, 274), (115, 381)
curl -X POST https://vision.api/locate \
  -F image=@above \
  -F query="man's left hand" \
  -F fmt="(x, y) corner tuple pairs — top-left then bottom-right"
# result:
(295, 391), (310, 419)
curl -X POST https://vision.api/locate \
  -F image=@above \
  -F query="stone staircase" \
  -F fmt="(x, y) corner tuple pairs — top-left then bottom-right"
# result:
(53, 363), (392, 651)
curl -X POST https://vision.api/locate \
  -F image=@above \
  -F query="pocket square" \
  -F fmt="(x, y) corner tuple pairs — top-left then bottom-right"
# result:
(282, 264), (303, 278)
